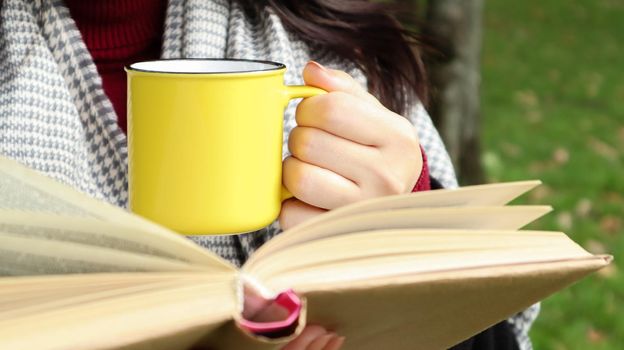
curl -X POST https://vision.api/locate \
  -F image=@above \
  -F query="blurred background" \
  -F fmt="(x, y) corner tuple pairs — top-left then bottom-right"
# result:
(393, 0), (623, 348)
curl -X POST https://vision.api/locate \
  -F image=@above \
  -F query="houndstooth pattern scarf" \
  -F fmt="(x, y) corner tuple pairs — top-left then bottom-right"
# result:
(0, 1), (536, 348)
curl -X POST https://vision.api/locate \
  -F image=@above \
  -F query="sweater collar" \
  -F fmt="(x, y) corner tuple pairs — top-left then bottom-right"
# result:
(64, 0), (167, 54)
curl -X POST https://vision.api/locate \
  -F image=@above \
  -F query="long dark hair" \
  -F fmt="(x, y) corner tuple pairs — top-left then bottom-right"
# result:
(236, 0), (427, 115)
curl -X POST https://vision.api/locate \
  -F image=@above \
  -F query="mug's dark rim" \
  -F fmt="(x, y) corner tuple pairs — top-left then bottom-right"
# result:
(125, 58), (286, 75)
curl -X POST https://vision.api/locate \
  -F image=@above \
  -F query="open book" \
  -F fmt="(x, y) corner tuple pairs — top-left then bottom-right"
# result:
(0, 156), (610, 350)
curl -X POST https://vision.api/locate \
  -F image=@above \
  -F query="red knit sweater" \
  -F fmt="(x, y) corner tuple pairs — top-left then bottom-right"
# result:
(65, 0), (167, 134)
(65, 0), (430, 191)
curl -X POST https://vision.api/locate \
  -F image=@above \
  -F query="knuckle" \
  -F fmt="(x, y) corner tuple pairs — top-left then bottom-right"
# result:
(372, 165), (405, 195)
(339, 187), (362, 206)
(316, 91), (354, 129)
(330, 90), (351, 102)
(344, 76), (360, 93)
(284, 158), (311, 198)
(325, 185), (360, 209)
(393, 118), (420, 150)
(278, 199), (298, 231)
(383, 176), (407, 195)
(335, 69), (354, 81)
(289, 127), (315, 158)
(318, 92), (347, 123)
(317, 94), (337, 121)
(295, 96), (313, 116)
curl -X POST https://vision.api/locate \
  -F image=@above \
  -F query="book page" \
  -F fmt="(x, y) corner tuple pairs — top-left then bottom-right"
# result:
(246, 229), (596, 291)
(246, 205), (552, 267)
(280, 180), (541, 236)
(0, 273), (209, 313)
(0, 273), (237, 350)
(295, 257), (607, 350)
(0, 157), (129, 219)
(0, 156), (233, 271)
(0, 232), (210, 275)
(244, 227), (609, 350)
(0, 211), (229, 267)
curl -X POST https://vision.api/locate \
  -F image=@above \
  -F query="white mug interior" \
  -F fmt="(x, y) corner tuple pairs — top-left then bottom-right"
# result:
(128, 59), (284, 74)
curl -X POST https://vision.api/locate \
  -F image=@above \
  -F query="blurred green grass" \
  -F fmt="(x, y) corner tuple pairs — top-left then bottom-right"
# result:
(482, 0), (624, 348)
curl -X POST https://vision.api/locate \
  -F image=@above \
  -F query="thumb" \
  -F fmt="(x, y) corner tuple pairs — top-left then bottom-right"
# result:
(279, 198), (326, 231)
(302, 61), (382, 106)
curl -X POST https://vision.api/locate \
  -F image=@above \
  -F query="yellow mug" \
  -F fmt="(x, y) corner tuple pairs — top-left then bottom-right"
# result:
(125, 59), (324, 235)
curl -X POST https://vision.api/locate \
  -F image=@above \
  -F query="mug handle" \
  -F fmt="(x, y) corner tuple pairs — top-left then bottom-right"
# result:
(280, 85), (327, 202)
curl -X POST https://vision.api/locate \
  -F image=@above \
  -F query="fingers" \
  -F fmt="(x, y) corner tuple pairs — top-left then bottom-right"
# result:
(242, 285), (290, 323)
(296, 90), (408, 147)
(300, 60), (404, 147)
(281, 325), (345, 350)
(307, 334), (337, 350)
(286, 125), (419, 201)
(249, 299), (289, 323)
(323, 335), (346, 350)
(281, 325), (327, 350)
(242, 285), (272, 319)
(279, 198), (327, 231)
(286, 61), (422, 212)
(288, 126), (378, 184)
(302, 61), (381, 107)
(283, 156), (359, 209)
(307, 334), (334, 350)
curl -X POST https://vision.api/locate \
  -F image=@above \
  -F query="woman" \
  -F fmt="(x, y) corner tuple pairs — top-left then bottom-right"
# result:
(0, 0), (536, 349)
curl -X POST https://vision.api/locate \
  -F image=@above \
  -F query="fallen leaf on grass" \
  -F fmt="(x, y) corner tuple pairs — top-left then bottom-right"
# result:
(526, 110), (542, 124)
(584, 239), (608, 254)
(600, 216), (622, 235)
(528, 185), (553, 202)
(588, 137), (618, 161)
(585, 72), (604, 98)
(603, 192), (624, 205)
(553, 147), (570, 165)
(586, 328), (606, 343)
(548, 69), (560, 82)
(528, 160), (552, 174)
(514, 89), (539, 109)
(556, 211), (573, 231)
(500, 142), (521, 157)
(575, 198), (593, 218)
(597, 263), (618, 279)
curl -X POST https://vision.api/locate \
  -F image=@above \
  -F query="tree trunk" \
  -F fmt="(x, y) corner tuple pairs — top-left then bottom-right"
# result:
(422, 0), (485, 185)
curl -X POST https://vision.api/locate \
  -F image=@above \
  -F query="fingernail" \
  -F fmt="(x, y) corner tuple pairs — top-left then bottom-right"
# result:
(331, 336), (346, 349)
(309, 60), (328, 73)
(319, 333), (335, 342)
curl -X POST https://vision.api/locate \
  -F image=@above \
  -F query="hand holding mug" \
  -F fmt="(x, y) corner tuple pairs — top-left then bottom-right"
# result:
(126, 59), (323, 234)
(280, 62), (424, 230)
